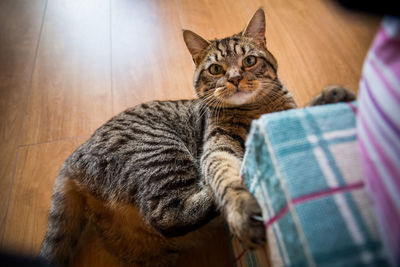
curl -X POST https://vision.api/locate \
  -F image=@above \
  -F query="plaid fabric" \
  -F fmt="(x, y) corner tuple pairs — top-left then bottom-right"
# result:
(233, 102), (389, 267)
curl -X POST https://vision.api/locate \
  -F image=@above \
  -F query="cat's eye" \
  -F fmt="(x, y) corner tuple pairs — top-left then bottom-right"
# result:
(209, 64), (224, 75)
(243, 56), (257, 68)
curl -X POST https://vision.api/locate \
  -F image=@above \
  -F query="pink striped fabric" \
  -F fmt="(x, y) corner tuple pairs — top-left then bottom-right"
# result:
(357, 16), (400, 267)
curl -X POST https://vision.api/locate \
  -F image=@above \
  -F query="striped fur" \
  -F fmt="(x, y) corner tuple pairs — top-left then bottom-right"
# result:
(39, 8), (308, 266)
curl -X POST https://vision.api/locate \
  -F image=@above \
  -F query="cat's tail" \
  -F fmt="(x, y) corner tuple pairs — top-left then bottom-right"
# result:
(39, 167), (87, 267)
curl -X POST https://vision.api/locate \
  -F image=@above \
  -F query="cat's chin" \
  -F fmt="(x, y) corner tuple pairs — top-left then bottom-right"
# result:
(223, 91), (255, 106)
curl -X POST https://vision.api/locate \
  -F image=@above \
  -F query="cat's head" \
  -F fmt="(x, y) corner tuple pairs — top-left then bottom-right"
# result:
(183, 8), (279, 107)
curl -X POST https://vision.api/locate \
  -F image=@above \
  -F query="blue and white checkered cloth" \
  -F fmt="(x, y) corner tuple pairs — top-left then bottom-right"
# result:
(232, 102), (389, 267)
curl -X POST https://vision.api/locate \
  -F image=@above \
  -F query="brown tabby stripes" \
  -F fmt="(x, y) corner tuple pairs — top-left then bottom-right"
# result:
(39, 8), (297, 267)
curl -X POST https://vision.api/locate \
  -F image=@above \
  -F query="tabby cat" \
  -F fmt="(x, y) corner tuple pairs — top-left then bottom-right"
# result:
(39, 8), (354, 266)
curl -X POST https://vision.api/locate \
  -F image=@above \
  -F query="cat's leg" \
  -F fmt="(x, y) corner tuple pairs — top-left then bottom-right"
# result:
(142, 183), (218, 238)
(128, 184), (218, 266)
(84, 196), (183, 267)
(39, 168), (88, 267)
(201, 141), (266, 249)
(308, 85), (356, 106)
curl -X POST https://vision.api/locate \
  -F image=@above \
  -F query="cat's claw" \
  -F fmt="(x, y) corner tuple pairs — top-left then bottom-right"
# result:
(226, 193), (266, 249)
(251, 215), (265, 222)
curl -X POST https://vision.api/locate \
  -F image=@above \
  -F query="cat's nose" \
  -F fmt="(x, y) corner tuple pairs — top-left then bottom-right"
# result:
(227, 69), (242, 86)
(228, 75), (242, 86)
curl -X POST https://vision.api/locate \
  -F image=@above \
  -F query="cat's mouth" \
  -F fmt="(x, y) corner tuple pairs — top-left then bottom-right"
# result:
(227, 91), (254, 105)
(214, 86), (257, 106)
(231, 90), (249, 97)
(223, 89), (256, 106)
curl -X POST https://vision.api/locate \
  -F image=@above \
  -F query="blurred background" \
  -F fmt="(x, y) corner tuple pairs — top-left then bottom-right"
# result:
(0, 0), (380, 266)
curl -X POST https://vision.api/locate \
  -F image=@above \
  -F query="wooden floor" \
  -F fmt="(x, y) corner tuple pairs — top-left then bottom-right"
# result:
(0, 0), (380, 265)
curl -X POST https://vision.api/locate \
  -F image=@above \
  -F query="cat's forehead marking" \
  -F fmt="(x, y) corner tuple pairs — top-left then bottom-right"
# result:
(202, 35), (269, 70)
(205, 37), (249, 66)
(217, 42), (226, 58)
(228, 39), (236, 52)
(234, 43), (243, 55)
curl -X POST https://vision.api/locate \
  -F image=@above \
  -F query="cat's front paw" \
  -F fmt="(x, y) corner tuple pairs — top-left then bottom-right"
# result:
(226, 193), (266, 249)
(309, 85), (356, 106)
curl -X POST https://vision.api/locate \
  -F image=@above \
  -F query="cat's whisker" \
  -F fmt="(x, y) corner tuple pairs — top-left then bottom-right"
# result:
(214, 101), (219, 125)
(214, 87), (225, 93)
(211, 99), (220, 124)
(202, 98), (220, 123)
(202, 95), (217, 108)
(216, 99), (224, 125)
(196, 93), (217, 122)
(259, 81), (282, 89)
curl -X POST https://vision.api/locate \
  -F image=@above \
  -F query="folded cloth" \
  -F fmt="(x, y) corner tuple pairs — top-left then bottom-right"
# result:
(357, 16), (400, 267)
(234, 102), (389, 267)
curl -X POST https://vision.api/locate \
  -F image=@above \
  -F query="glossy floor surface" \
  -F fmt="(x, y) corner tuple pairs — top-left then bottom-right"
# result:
(0, 0), (379, 266)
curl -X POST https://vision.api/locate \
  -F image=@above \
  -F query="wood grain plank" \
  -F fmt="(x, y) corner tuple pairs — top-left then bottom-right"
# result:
(20, 0), (112, 145)
(176, 0), (250, 41)
(1, 137), (88, 254)
(0, 0), (46, 237)
(242, 0), (380, 106)
(111, 0), (195, 114)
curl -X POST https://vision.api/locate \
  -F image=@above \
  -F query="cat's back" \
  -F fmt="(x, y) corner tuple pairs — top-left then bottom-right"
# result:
(93, 99), (200, 145)
(63, 99), (205, 201)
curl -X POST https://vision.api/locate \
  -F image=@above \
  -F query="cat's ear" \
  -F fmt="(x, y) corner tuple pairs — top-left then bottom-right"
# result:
(242, 8), (266, 47)
(183, 30), (210, 65)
